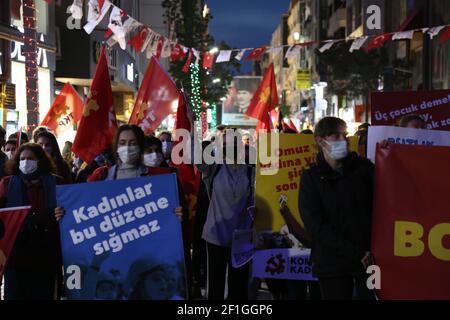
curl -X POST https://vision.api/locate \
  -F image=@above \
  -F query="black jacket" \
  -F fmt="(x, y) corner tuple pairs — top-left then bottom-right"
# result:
(299, 152), (374, 278)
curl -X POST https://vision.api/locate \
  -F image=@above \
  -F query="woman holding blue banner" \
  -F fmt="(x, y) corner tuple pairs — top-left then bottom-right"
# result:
(0, 143), (61, 300)
(86, 125), (150, 182)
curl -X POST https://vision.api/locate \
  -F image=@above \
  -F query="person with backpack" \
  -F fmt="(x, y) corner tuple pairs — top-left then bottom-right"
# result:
(196, 129), (255, 300)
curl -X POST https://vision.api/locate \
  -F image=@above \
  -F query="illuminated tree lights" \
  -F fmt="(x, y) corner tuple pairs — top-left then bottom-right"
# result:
(189, 63), (202, 120)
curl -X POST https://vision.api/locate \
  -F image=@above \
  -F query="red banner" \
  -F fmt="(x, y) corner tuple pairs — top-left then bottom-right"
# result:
(0, 206), (30, 279)
(372, 144), (450, 299)
(371, 89), (450, 131)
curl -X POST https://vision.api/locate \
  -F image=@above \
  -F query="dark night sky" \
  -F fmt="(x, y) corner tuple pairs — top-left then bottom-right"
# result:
(207, 0), (291, 74)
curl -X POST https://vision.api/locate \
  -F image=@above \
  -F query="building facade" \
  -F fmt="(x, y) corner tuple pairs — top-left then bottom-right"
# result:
(0, 0), (56, 138)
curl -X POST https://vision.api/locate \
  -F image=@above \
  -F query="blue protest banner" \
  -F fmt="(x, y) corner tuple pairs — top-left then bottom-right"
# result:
(57, 174), (186, 300)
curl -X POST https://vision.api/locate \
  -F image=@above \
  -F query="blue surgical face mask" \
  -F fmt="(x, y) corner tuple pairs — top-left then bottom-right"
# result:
(325, 140), (348, 160)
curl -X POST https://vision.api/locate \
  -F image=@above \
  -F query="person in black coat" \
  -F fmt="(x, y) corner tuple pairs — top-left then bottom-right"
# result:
(299, 117), (375, 300)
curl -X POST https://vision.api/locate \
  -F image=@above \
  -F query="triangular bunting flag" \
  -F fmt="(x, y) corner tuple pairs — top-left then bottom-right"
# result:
(215, 50), (232, 63)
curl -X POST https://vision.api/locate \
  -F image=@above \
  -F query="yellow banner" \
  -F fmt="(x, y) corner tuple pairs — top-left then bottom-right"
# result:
(254, 133), (316, 232)
(255, 133), (359, 233)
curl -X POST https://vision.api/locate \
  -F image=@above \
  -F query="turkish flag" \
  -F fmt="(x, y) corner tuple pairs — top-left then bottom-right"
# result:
(0, 206), (30, 279)
(245, 63), (279, 121)
(288, 119), (299, 132)
(202, 51), (214, 70)
(128, 26), (149, 52)
(129, 56), (181, 135)
(182, 49), (193, 73)
(367, 33), (392, 51)
(98, 0), (105, 10)
(438, 26), (450, 44)
(72, 47), (117, 164)
(11, 0), (21, 20)
(245, 47), (267, 61)
(41, 83), (84, 137)
(155, 37), (166, 60)
(171, 44), (185, 61)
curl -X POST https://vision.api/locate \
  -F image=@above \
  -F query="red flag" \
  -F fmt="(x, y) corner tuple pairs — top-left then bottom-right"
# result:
(367, 33), (392, 51)
(182, 49), (193, 73)
(202, 51), (214, 70)
(11, 0), (21, 20)
(171, 43), (185, 61)
(255, 112), (273, 133)
(45, 0), (52, 3)
(438, 26), (450, 44)
(246, 47), (267, 61)
(245, 63), (278, 121)
(72, 47), (117, 164)
(0, 206), (30, 279)
(128, 26), (149, 52)
(129, 56), (180, 135)
(41, 83), (84, 137)
(98, 0), (105, 11)
(288, 119), (299, 132)
(173, 95), (201, 219)
(155, 37), (165, 60)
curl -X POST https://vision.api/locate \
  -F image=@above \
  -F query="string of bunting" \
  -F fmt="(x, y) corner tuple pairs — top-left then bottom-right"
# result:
(69, 1), (450, 69)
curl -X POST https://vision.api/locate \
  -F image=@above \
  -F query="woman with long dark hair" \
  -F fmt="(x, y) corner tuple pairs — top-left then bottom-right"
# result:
(36, 131), (73, 184)
(0, 143), (61, 300)
(86, 125), (147, 181)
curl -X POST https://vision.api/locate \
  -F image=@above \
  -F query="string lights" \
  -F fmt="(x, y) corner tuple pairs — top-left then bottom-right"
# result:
(22, 0), (39, 132)
(189, 63), (202, 120)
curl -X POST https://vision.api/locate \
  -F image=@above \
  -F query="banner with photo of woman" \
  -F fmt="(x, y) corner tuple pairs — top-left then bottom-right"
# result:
(57, 174), (187, 300)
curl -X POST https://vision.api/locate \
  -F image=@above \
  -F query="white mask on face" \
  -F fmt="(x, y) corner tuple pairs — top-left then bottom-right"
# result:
(143, 152), (164, 167)
(161, 141), (173, 158)
(19, 160), (38, 175)
(325, 140), (348, 160)
(5, 151), (13, 159)
(117, 145), (140, 165)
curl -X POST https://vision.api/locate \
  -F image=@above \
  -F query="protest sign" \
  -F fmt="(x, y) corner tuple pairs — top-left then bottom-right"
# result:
(252, 248), (317, 281)
(372, 144), (450, 299)
(367, 126), (450, 162)
(371, 89), (450, 131)
(57, 175), (186, 300)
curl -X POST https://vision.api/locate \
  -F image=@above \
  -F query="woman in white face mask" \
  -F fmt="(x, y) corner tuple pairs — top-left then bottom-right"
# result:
(143, 136), (170, 171)
(86, 125), (147, 182)
(0, 143), (62, 300)
(157, 131), (173, 164)
(54, 126), (186, 253)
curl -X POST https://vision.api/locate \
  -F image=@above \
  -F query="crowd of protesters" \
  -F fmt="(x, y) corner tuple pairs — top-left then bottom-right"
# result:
(0, 112), (428, 300)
